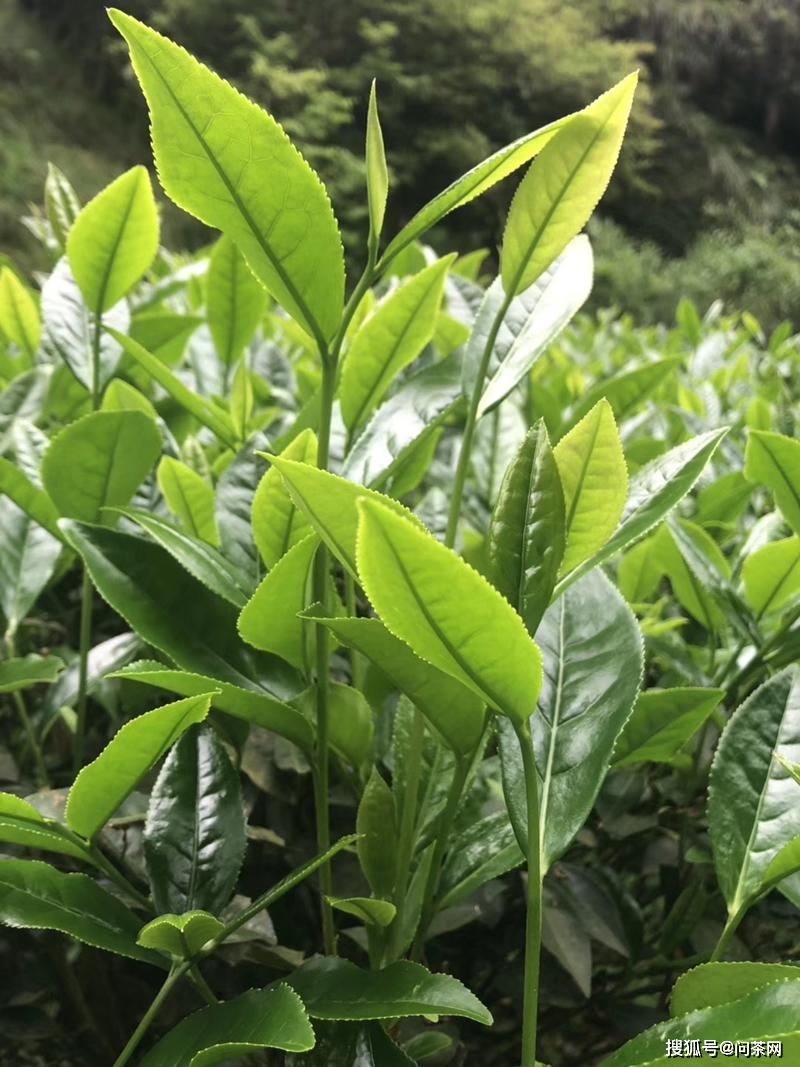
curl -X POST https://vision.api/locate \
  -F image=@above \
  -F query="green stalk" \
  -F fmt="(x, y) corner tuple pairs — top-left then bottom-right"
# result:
(515, 719), (543, 1067)
(445, 289), (514, 549)
(386, 705), (426, 963)
(112, 964), (180, 1067)
(73, 566), (94, 775)
(308, 256), (378, 955)
(312, 355), (337, 956)
(73, 313), (103, 775)
(709, 905), (747, 963)
(411, 755), (468, 959)
(6, 631), (49, 786)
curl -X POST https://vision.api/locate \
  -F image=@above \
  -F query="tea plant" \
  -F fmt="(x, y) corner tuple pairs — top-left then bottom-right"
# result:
(0, 9), (799, 1066)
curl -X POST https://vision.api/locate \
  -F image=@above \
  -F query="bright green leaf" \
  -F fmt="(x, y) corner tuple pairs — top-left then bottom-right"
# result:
(206, 234), (267, 367)
(0, 268), (40, 360)
(66, 693), (213, 840)
(366, 80), (389, 244)
(356, 499), (542, 725)
(501, 73), (637, 296)
(42, 410), (161, 524)
(158, 456), (220, 546)
(341, 256), (453, 432)
(109, 9), (344, 344)
(252, 429), (317, 570)
(137, 910), (225, 958)
(612, 688), (724, 768)
(554, 399), (627, 575)
(67, 166), (159, 312)
(326, 896), (396, 928)
(745, 429), (800, 535)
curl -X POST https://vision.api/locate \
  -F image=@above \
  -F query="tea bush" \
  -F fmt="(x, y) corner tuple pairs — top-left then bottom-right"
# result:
(1, 10), (799, 1067)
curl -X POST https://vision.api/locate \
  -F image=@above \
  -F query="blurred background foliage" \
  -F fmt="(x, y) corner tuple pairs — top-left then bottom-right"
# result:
(3, 0), (800, 325)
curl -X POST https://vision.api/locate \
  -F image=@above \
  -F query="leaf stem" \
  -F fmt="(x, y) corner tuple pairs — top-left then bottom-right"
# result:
(445, 289), (513, 548)
(112, 964), (180, 1067)
(709, 905), (747, 962)
(73, 565), (94, 776)
(411, 755), (468, 959)
(387, 705), (426, 962)
(515, 719), (543, 1067)
(6, 629), (50, 787)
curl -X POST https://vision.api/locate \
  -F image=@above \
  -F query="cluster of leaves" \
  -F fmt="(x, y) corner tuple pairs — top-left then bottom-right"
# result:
(0, 9), (800, 1067)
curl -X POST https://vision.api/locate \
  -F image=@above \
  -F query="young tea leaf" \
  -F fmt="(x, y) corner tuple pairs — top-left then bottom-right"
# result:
(501, 73), (637, 297)
(109, 9), (345, 345)
(66, 693), (213, 840)
(357, 499), (542, 725)
(206, 234), (267, 367)
(67, 166), (159, 313)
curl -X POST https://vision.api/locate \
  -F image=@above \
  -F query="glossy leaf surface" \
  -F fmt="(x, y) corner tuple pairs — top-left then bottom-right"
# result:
(499, 570), (642, 867)
(287, 957), (492, 1024)
(144, 724), (247, 915)
(708, 668), (800, 913)
(0, 859), (155, 963)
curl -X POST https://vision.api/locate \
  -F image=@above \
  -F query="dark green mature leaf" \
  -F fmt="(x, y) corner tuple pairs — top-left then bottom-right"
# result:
(238, 534), (318, 668)
(0, 654), (63, 693)
(499, 570), (642, 868)
(67, 165), (159, 312)
(117, 507), (250, 607)
(157, 456), (219, 546)
(110, 9), (344, 345)
(304, 612), (485, 754)
(671, 962), (800, 1017)
(612, 688), (724, 768)
(252, 429), (317, 570)
(266, 455), (423, 580)
(357, 769), (397, 899)
(139, 986), (314, 1066)
(42, 411), (161, 523)
(708, 668), (800, 915)
(343, 356), (462, 489)
(0, 499), (63, 634)
(378, 112), (570, 271)
(206, 234), (267, 367)
(0, 794), (87, 859)
(66, 694), (212, 841)
(215, 438), (269, 583)
(0, 859), (156, 963)
(556, 428), (728, 594)
(0, 457), (63, 542)
(340, 256), (453, 432)
(600, 980), (800, 1067)
(109, 330), (237, 447)
(61, 521), (300, 699)
(287, 1021), (415, 1067)
(287, 957), (493, 1024)
(40, 258), (129, 391)
(112, 660), (313, 752)
(356, 499), (542, 725)
(465, 237), (593, 417)
(438, 811), (523, 910)
(501, 74), (636, 297)
(137, 910), (224, 957)
(145, 724), (247, 915)
(489, 420), (565, 634)
(745, 429), (800, 535)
